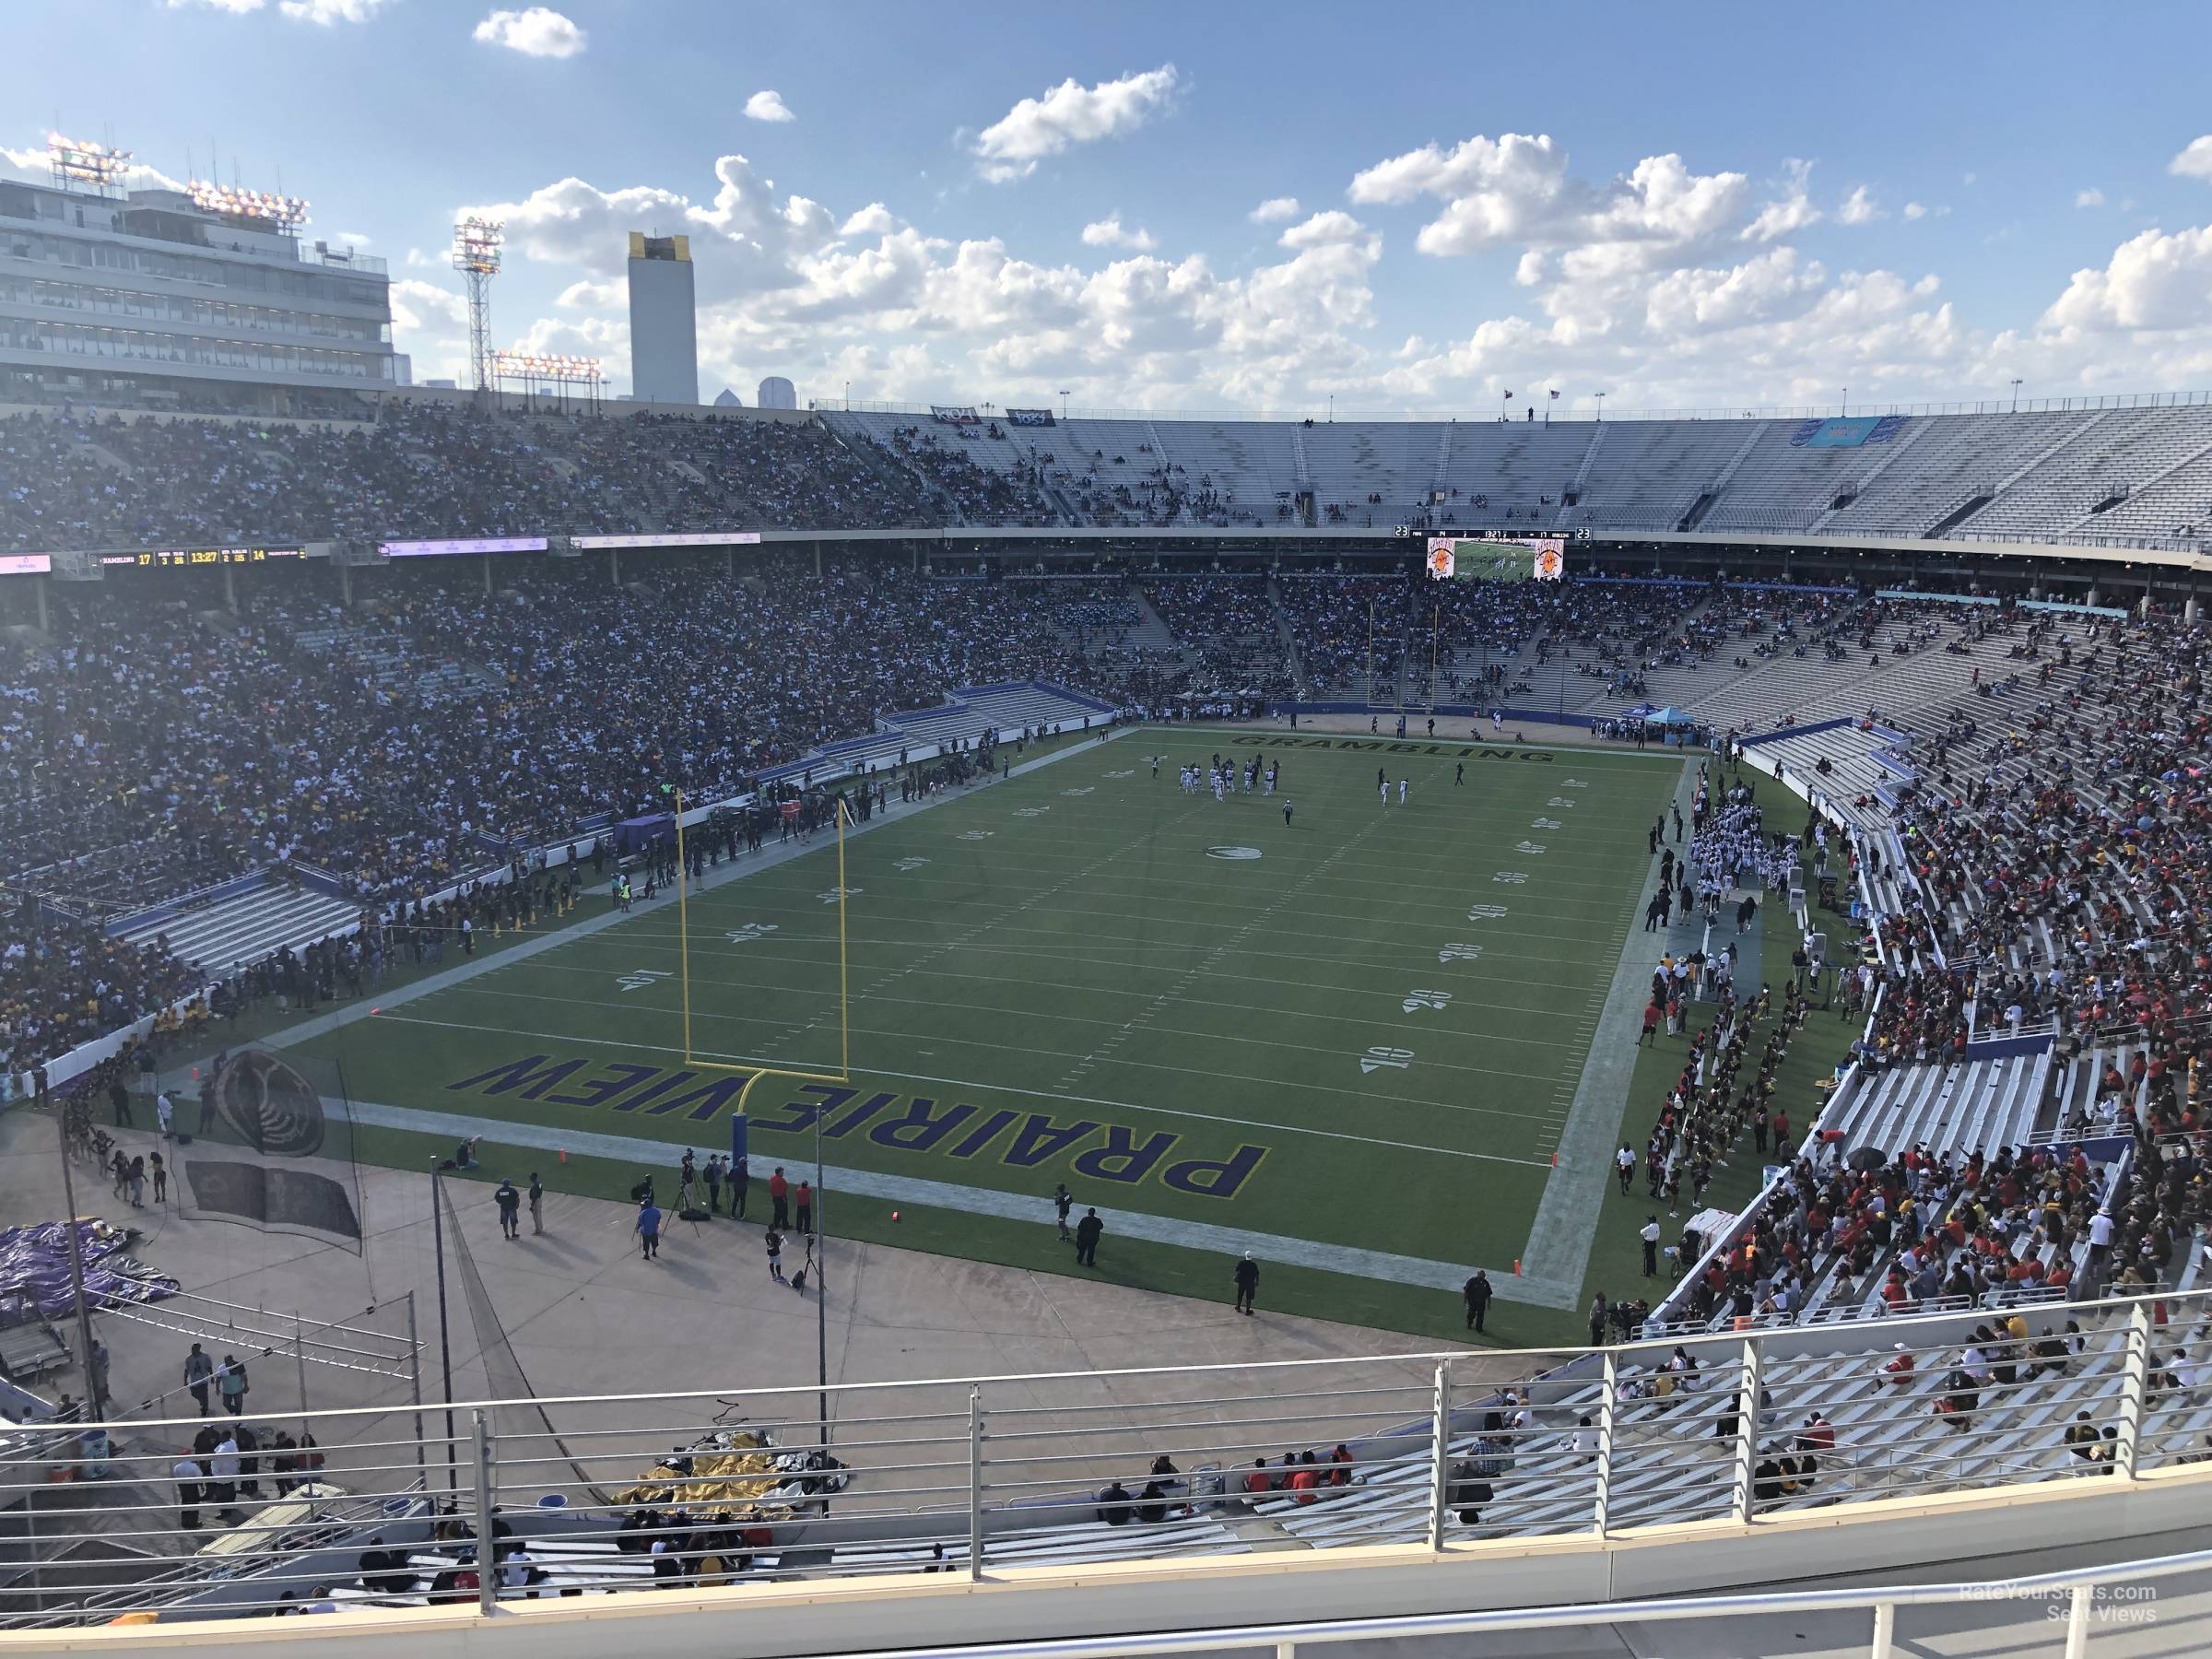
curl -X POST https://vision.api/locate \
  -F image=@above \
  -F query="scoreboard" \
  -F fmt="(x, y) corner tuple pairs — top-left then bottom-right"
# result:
(1425, 535), (1566, 583)
(99, 547), (305, 570)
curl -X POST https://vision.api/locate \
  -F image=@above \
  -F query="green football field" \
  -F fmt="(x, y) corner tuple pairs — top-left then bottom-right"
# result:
(290, 727), (1688, 1342)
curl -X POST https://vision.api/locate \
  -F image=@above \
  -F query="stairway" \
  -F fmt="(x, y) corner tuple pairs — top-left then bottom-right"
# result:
(1268, 577), (1310, 695)
(1556, 424), (1606, 525)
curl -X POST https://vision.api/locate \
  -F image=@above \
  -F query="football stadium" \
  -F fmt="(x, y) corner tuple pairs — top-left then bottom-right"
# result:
(2, 7), (2211, 1655)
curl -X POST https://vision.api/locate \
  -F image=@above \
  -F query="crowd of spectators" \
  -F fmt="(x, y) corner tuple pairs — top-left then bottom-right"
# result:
(0, 902), (200, 1075)
(0, 405), (930, 553)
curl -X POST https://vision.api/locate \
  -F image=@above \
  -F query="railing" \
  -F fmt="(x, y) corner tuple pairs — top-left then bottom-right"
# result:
(4, 1285), (2207, 1629)
(709, 1544), (2212, 1659)
(826, 390), (2212, 425)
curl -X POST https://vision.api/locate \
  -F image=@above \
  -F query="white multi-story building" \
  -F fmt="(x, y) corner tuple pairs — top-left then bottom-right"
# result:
(0, 161), (395, 413)
(627, 231), (698, 405)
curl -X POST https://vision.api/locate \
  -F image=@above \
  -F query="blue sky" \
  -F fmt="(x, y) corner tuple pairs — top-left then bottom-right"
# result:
(12, 0), (2212, 413)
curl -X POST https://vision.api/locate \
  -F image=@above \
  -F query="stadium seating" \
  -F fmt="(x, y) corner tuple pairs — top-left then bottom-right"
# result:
(13, 399), (2212, 550)
(116, 881), (361, 978)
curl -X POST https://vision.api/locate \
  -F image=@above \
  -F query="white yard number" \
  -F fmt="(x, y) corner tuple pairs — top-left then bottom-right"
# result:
(1104, 769), (1135, 778)
(1014, 806), (1051, 818)
(817, 887), (863, 905)
(617, 969), (672, 994)
(893, 857), (931, 872)
(1438, 943), (1485, 963)
(1547, 796), (1576, 807)
(1532, 818), (1561, 830)
(1494, 871), (1530, 884)
(958, 830), (994, 841)
(1062, 786), (1095, 796)
(1563, 778), (1589, 788)
(1514, 841), (1547, 854)
(1360, 1045), (1415, 1074)
(1402, 988), (1453, 1013)
(724, 923), (780, 944)
(1465, 904), (1509, 921)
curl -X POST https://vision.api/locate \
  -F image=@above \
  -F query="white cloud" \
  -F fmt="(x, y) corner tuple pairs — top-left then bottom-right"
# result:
(971, 64), (1178, 183)
(330, 229), (371, 247)
(744, 89), (795, 124)
(1983, 216), (2212, 397)
(2170, 137), (2212, 182)
(1248, 196), (1300, 224)
(1837, 185), (1883, 226)
(555, 278), (622, 310)
(473, 6), (585, 58)
(839, 204), (897, 238)
(1744, 159), (1819, 242)
(278, 0), (389, 20)
(167, 0), (390, 18)
(389, 278), (470, 332)
(1081, 216), (1157, 251)
(2075, 188), (2107, 209)
(1277, 210), (1365, 250)
(441, 136), (2212, 417)
(1902, 202), (1927, 221)
(2041, 224), (2212, 332)
(1349, 133), (1747, 267)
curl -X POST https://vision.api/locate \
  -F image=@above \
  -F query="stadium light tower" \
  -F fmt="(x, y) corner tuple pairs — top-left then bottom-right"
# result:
(453, 217), (506, 393)
(47, 133), (131, 197)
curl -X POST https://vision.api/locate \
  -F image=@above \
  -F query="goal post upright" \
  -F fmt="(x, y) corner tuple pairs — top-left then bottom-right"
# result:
(675, 786), (694, 1065)
(677, 785), (853, 1102)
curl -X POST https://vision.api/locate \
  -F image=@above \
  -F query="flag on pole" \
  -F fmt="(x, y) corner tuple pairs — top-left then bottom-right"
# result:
(1549, 389), (1560, 400)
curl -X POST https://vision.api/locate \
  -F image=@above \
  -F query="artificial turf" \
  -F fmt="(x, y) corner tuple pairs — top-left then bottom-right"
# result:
(286, 726), (1690, 1343)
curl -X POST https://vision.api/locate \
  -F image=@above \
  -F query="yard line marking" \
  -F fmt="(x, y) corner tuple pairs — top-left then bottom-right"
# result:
(1054, 797), (1393, 1090)
(497, 961), (1586, 1048)
(362, 1011), (1557, 1168)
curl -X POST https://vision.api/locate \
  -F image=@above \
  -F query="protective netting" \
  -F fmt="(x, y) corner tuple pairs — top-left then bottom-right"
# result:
(438, 1176), (613, 1504)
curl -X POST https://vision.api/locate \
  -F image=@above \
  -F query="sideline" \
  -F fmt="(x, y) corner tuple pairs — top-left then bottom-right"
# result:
(335, 1095), (1571, 1305)
(1516, 758), (1700, 1301)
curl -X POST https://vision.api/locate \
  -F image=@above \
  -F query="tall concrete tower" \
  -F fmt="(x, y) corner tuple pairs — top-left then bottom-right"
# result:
(626, 232), (698, 405)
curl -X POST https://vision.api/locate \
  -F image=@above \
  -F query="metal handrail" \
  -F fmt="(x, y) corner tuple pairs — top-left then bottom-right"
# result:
(785, 1543), (2212, 1659)
(1, 1283), (2202, 1628)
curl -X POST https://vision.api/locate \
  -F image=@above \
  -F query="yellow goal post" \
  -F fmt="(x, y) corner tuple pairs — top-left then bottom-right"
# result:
(672, 786), (853, 1117)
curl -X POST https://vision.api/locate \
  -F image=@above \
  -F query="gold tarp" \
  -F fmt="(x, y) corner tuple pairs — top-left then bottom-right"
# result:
(611, 1430), (799, 1513)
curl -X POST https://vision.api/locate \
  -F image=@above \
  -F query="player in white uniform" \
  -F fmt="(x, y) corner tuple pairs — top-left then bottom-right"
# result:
(1398, 778), (1409, 805)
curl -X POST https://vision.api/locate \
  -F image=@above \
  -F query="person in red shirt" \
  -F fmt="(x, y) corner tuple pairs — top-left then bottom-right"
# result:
(1241, 1458), (1271, 1495)
(768, 1167), (790, 1230)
